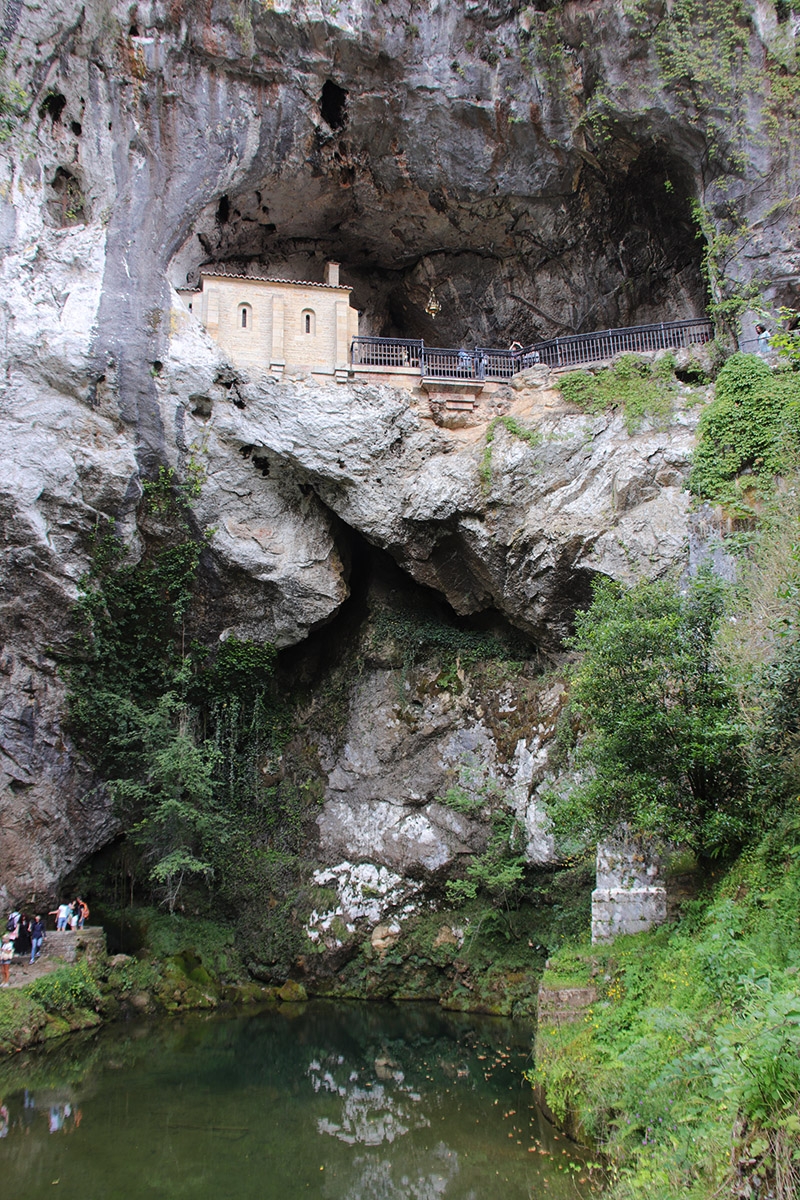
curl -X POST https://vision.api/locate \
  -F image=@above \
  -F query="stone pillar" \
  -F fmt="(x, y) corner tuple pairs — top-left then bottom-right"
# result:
(591, 828), (667, 944)
(335, 299), (349, 382)
(204, 287), (219, 337)
(270, 296), (285, 378)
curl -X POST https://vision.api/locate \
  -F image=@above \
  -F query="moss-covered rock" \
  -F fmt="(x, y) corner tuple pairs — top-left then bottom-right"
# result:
(0, 991), (49, 1053)
(277, 979), (307, 1003)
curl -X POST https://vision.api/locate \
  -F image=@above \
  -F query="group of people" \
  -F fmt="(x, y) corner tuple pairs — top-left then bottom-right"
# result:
(0, 898), (90, 986)
(49, 898), (89, 932)
(0, 1090), (83, 1138)
(1, 914), (45, 983)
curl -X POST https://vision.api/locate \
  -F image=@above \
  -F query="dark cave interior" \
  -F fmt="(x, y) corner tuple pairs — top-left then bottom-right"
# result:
(170, 139), (706, 350)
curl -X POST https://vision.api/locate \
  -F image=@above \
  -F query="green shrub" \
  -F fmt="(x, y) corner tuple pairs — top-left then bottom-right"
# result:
(548, 569), (750, 857)
(689, 352), (800, 509)
(26, 963), (101, 1015)
(557, 353), (677, 433)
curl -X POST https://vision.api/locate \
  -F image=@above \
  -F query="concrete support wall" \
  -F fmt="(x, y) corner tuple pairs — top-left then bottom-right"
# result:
(591, 828), (667, 944)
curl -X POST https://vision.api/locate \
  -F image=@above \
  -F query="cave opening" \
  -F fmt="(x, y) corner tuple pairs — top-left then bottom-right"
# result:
(603, 147), (706, 323)
(169, 136), (706, 351)
(278, 529), (539, 696)
(38, 91), (67, 124)
(320, 81), (348, 131)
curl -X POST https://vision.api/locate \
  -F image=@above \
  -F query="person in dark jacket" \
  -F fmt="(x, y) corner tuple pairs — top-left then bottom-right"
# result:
(15, 916), (31, 959)
(29, 916), (44, 964)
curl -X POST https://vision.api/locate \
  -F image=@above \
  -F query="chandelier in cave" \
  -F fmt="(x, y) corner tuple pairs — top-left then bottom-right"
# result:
(425, 286), (441, 319)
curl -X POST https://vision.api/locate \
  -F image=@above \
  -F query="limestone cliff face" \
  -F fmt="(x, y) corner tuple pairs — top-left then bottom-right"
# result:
(0, 285), (704, 904)
(0, 0), (787, 901)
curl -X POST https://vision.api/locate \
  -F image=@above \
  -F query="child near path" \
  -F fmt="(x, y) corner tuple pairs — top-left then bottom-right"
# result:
(0, 934), (13, 986)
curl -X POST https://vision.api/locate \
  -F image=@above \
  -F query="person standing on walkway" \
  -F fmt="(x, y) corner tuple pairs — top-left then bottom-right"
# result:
(756, 324), (772, 355)
(15, 915), (31, 960)
(29, 916), (44, 964)
(49, 902), (70, 931)
(0, 934), (13, 986)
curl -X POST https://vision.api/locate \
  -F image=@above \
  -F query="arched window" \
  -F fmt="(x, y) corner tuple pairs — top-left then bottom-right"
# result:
(302, 309), (316, 335)
(238, 303), (252, 330)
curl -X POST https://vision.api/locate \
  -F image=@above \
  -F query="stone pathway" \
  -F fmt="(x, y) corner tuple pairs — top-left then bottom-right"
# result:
(3, 927), (106, 989)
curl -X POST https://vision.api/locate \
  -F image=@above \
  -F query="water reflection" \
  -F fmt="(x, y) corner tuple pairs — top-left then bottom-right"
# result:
(0, 1003), (596, 1199)
(0, 1089), (83, 1138)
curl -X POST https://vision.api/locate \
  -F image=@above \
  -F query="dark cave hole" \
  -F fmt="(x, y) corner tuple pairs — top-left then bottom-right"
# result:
(130, 24), (140, 36)
(47, 167), (86, 227)
(190, 394), (213, 419)
(71, 120), (82, 136)
(39, 92), (67, 124)
(217, 194), (230, 225)
(320, 80), (348, 131)
(279, 528), (538, 693)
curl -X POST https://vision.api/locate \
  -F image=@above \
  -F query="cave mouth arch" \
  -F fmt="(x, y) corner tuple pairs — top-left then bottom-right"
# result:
(168, 141), (706, 350)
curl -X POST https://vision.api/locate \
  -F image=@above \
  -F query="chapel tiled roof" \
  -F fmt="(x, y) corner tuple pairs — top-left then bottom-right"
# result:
(196, 269), (350, 290)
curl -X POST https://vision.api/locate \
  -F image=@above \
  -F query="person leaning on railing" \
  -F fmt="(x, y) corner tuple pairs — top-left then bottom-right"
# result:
(755, 324), (772, 356)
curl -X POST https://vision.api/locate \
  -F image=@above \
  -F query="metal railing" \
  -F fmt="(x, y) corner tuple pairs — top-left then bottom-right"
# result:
(475, 348), (519, 380)
(737, 336), (776, 357)
(349, 336), (423, 370)
(524, 318), (714, 370)
(350, 318), (714, 381)
(423, 347), (482, 380)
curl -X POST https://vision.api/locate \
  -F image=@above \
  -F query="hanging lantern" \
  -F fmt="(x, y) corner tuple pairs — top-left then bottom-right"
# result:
(425, 286), (441, 319)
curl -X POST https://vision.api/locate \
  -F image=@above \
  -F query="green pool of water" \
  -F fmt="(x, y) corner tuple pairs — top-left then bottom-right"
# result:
(0, 1002), (596, 1199)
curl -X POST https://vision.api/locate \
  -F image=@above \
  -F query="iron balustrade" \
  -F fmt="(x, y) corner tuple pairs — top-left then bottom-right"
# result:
(349, 318), (714, 382)
(423, 347), (482, 379)
(523, 319), (714, 370)
(349, 335), (423, 370)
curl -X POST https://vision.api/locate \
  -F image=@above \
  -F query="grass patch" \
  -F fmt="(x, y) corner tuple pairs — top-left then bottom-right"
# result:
(557, 353), (678, 433)
(533, 817), (800, 1199)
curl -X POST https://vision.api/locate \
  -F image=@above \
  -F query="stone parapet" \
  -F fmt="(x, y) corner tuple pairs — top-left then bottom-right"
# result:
(591, 884), (667, 943)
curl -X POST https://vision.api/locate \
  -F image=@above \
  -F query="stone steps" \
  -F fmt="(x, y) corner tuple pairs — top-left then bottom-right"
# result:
(33, 926), (106, 967)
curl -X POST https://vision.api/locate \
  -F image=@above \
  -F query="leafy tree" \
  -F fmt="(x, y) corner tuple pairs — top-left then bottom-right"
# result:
(446, 809), (527, 913)
(106, 687), (225, 913)
(550, 570), (749, 856)
(63, 511), (289, 918)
